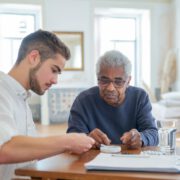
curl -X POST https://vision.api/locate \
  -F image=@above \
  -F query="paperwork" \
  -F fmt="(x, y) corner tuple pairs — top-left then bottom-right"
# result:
(85, 153), (180, 173)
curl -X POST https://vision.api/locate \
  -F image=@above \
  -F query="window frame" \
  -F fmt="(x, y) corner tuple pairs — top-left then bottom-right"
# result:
(0, 4), (42, 72)
(94, 9), (150, 87)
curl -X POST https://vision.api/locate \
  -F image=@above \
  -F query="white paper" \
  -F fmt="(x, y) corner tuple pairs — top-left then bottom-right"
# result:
(85, 153), (180, 173)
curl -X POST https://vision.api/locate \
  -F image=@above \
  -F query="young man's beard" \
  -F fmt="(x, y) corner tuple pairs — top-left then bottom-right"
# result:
(29, 63), (44, 95)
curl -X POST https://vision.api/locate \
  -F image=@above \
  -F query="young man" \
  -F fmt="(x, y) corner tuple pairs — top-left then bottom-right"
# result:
(0, 30), (94, 180)
(67, 50), (158, 149)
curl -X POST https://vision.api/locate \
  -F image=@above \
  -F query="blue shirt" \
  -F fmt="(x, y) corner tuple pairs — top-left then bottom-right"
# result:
(67, 86), (158, 146)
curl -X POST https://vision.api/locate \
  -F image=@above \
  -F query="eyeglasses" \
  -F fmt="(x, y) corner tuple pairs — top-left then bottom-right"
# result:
(98, 77), (127, 88)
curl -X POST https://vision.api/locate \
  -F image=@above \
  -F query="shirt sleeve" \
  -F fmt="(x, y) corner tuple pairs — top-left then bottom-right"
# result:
(0, 94), (18, 145)
(67, 97), (90, 134)
(136, 91), (159, 146)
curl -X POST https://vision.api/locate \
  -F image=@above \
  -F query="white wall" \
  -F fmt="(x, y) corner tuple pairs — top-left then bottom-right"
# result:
(0, 0), (176, 92)
(44, 0), (95, 88)
(42, 0), (172, 92)
(0, 0), (43, 4)
(150, 3), (172, 91)
(172, 0), (180, 90)
(91, 0), (172, 92)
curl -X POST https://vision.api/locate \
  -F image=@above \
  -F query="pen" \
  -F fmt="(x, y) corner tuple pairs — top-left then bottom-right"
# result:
(111, 154), (150, 158)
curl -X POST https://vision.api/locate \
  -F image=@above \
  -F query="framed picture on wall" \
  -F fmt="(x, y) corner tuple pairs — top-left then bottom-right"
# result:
(54, 31), (84, 71)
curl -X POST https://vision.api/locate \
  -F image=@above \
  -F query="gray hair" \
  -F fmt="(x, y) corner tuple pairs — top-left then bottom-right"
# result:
(96, 50), (132, 77)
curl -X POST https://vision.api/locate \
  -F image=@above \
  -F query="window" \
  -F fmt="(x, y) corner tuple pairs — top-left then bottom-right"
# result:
(0, 4), (41, 73)
(95, 9), (150, 87)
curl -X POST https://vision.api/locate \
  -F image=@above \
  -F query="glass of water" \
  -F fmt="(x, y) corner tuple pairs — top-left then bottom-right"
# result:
(158, 119), (177, 155)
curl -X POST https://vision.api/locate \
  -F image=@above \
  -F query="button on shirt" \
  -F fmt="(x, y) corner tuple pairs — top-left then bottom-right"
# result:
(0, 71), (37, 180)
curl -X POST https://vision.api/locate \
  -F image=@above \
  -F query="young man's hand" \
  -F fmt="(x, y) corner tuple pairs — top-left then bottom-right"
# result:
(66, 133), (95, 154)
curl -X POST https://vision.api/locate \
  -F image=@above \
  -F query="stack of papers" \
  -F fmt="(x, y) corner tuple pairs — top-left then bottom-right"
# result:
(85, 153), (180, 173)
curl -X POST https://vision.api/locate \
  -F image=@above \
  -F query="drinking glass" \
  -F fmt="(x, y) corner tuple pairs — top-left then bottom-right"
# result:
(158, 119), (177, 155)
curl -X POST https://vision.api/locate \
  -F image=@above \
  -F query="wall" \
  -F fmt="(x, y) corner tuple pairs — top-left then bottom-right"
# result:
(0, 0), (176, 123)
(43, 0), (172, 93)
(172, 0), (180, 90)
(44, 0), (95, 88)
(0, 0), (43, 4)
(0, 0), (174, 92)
(92, 0), (172, 92)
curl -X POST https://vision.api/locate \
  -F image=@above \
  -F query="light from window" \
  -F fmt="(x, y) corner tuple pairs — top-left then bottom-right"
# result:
(95, 9), (150, 87)
(0, 5), (41, 73)
(97, 16), (136, 85)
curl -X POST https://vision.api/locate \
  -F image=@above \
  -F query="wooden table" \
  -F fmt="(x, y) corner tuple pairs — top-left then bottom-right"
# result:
(15, 146), (180, 180)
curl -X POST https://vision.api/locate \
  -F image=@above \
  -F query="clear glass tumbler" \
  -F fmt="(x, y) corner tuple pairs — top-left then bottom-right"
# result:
(158, 119), (177, 155)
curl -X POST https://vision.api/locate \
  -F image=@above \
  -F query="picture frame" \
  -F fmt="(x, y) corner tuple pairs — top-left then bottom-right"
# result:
(54, 31), (84, 71)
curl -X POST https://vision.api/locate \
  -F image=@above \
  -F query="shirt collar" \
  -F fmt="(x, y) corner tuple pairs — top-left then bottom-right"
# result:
(0, 71), (31, 100)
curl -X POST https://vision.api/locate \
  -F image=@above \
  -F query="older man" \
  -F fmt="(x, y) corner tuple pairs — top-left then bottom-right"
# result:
(67, 50), (158, 149)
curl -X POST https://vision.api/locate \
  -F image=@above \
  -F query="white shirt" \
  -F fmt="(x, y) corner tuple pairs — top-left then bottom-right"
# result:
(0, 71), (37, 180)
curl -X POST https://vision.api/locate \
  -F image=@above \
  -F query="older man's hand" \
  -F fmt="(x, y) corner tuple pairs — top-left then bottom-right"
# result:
(120, 129), (143, 149)
(88, 128), (111, 148)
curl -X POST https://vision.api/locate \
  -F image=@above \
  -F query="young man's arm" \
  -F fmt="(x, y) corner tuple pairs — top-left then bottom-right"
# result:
(0, 133), (94, 163)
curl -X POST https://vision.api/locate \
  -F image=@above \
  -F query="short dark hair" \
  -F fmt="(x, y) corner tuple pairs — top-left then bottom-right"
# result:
(15, 29), (71, 65)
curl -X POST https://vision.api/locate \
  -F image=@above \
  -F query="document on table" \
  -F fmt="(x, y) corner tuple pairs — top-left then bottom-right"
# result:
(85, 153), (180, 173)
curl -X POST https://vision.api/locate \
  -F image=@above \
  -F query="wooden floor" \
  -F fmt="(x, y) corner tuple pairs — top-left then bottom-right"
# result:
(36, 122), (68, 136)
